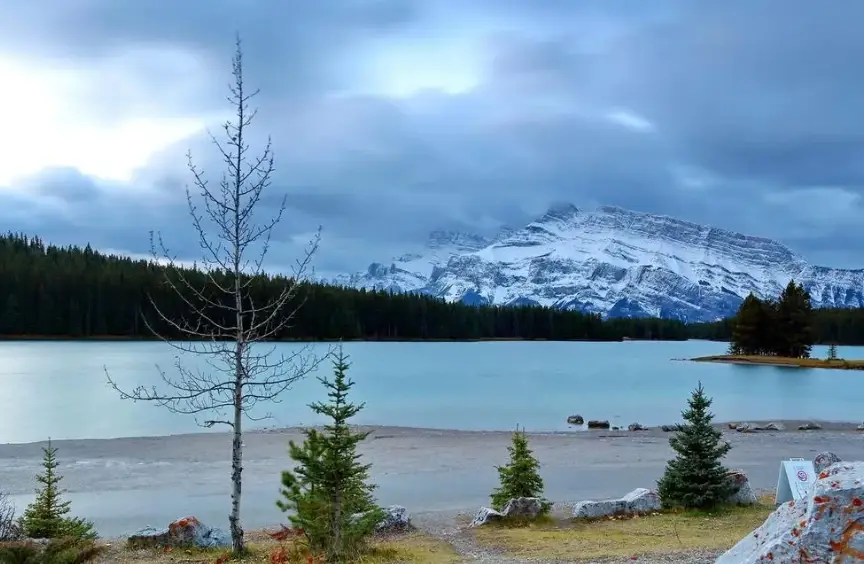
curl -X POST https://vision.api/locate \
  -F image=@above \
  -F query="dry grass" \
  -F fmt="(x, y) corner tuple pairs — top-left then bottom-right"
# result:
(471, 495), (776, 561)
(92, 531), (460, 564)
(691, 354), (864, 370)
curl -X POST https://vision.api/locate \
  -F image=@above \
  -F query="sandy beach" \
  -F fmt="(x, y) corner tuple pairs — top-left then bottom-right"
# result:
(2, 421), (863, 538)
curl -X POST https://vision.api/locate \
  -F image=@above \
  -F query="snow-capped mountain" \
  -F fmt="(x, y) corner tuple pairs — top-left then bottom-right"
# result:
(333, 205), (864, 322)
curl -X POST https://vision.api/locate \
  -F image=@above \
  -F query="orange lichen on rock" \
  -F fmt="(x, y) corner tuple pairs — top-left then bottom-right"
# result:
(828, 520), (864, 561)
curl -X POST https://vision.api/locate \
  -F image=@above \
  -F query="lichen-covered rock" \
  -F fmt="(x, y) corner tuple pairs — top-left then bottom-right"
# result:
(717, 461), (864, 563)
(375, 505), (413, 533)
(501, 497), (544, 520)
(726, 469), (758, 505)
(128, 516), (230, 549)
(813, 451), (842, 473)
(469, 507), (503, 527)
(573, 488), (660, 519)
(566, 414), (584, 425)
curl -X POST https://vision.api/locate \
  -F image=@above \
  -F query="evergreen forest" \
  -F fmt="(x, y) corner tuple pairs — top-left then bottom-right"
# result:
(2, 233), (864, 344)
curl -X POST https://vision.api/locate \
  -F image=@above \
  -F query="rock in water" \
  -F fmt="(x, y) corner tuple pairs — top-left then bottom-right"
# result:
(573, 488), (660, 519)
(813, 451), (842, 474)
(375, 505), (413, 533)
(798, 421), (823, 431)
(587, 420), (610, 429)
(566, 414), (584, 425)
(628, 422), (648, 431)
(128, 516), (230, 549)
(726, 469), (758, 505)
(470, 507), (503, 527)
(717, 461), (864, 563)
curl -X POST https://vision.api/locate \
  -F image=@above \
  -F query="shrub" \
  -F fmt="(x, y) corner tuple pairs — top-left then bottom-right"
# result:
(18, 440), (96, 541)
(656, 382), (734, 510)
(0, 537), (104, 564)
(490, 426), (550, 514)
(0, 491), (17, 541)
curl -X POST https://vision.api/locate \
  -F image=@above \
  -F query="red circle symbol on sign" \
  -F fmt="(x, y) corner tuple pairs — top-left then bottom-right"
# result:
(797, 470), (808, 481)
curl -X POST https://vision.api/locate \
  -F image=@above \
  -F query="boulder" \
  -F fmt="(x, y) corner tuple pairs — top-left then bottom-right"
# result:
(763, 421), (785, 431)
(717, 461), (864, 563)
(813, 451), (842, 474)
(566, 414), (584, 425)
(128, 516), (230, 549)
(501, 497), (544, 520)
(798, 421), (823, 431)
(736, 422), (756, 433)
(728, 422), (739, 430)
(375, 505), (413, 533)
(573, 488), (660, 519)
(627, 422), (648, 431)
(587, 420), (610, 429)
(726, 469), (758, 505)
(469, 507), (503, 527)
(857, 422), (864, 431)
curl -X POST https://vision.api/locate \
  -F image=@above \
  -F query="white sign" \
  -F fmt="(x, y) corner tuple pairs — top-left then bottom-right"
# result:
(775, 458), (816, 504)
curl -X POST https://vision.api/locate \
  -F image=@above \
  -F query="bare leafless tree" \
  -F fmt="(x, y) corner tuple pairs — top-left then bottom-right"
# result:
(105, 36), (323, 554)
(0, 490), (16, 540)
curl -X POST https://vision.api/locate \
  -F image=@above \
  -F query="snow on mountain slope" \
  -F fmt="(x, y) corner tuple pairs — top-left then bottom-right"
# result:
(334, 205), (864, 321)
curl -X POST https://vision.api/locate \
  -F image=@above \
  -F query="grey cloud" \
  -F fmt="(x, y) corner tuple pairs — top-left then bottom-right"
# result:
(2, 0), (864, 272)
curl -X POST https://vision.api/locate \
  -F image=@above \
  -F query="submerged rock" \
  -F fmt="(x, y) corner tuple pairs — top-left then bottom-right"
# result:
(572, 488), (660, 519)
(128, 516), (230, 549)
(717, 461), (864, 563)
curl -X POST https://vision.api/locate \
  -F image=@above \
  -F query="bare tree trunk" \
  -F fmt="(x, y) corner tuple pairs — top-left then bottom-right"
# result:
(105, 35), (323, 556)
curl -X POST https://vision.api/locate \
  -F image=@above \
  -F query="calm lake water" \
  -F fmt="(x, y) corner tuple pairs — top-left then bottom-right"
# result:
(0, 340), (862, 444)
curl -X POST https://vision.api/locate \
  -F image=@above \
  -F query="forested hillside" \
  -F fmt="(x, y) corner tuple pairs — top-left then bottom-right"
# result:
(0, 233), (689, 341)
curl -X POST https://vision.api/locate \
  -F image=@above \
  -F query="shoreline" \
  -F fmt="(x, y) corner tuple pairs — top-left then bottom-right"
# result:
(691, 354), (864, 370)
(4, 419), (864, 447)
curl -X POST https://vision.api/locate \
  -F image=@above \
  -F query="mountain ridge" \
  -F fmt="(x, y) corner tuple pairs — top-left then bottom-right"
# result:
(332, 205), (864, 322)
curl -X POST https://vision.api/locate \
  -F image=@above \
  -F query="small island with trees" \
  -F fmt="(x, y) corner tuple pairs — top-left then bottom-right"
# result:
(692, 280), (864, 370)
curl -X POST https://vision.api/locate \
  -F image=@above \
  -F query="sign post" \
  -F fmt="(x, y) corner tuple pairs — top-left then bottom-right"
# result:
(775, 458), (816, 505)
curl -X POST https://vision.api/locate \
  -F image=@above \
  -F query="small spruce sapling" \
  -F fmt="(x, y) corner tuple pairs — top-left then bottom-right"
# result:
(19, 439), (96, 540)
(656, 383), (734, 510)
(278, 347), (384, 562)
(490, 426), (550, 514)
(827, 343), (838, 362)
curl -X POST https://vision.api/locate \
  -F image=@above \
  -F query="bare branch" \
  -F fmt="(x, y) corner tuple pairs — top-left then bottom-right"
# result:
(105, 35), (320, 554)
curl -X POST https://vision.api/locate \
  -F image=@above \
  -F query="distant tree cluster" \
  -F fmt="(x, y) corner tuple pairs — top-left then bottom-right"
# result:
(0, 233), (691, 343)
(728, 280), (815, 358)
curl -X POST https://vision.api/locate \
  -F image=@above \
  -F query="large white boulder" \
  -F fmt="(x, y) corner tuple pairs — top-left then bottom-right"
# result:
(469, 497), (545, 527)
(717, 461), (864, 563)
(572, 488), (660, 519)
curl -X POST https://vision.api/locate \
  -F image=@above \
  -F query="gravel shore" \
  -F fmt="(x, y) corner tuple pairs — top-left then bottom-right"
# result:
(2, 420), (863, 561)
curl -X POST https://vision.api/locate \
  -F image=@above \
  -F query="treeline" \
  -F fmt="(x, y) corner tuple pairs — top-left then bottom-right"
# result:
(728, 280), (814, 357)
(0, 233), (690, 342)
(688, 300), (864, 346)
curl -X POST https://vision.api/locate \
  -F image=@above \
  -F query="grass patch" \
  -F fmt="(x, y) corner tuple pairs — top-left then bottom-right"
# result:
(92, 531), (460, 564)
(472, 495), (776, 560)
(691, 354), (864, 370)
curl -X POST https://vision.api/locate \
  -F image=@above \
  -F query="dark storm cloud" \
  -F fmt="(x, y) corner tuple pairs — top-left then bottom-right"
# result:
(1, 0), (863, 273)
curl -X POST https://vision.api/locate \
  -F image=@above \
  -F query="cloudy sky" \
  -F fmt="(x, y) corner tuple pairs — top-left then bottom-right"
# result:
(1, 0), (862, 276)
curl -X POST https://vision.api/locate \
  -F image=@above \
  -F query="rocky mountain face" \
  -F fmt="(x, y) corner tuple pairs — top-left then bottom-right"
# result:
(332, 205), (864, 322)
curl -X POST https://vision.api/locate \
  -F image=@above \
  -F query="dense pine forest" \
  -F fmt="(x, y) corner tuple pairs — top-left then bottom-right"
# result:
(0, 233), (689, 342)
(2, 233), (864, 344)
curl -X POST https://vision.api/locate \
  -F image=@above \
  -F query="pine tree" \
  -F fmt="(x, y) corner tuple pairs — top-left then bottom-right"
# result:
(490, 427), (550, 514)
(19, 440), (96, 540)
(277, 347), (383, 562)
(827, 343), (838, 361)
(657, 383), (733, 510)
(775, 280), (814, 358)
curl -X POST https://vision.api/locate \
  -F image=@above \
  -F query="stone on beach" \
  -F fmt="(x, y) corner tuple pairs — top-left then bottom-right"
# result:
(798, 421), (823, 431)
(127, 516), (230, 549)
(375, 505), (413, 533)
(726, 469), (758, 505)
(469, 497), (545, 526)
(586, 420), (610, 429)
(717, 461), (864, 563)
(566, 414), (584, 425)
(627, 422), (647, 431)
(572, 487), (660, 519)
(813, 451), (842, 474)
